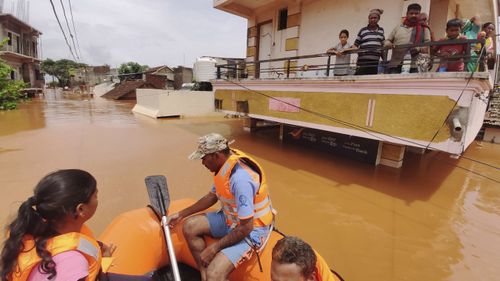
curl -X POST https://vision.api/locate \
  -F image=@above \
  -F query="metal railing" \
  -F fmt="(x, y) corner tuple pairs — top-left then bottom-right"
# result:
(215, 39), (489, 80)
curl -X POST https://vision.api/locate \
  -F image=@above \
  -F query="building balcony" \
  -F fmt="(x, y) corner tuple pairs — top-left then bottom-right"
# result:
(1, 45), (38, 60)
(213, 0), (276, 18)
(212, 41), (494, 156)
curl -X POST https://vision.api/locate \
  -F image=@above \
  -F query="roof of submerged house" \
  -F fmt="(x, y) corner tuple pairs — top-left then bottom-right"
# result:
(101, 80), (147, 100)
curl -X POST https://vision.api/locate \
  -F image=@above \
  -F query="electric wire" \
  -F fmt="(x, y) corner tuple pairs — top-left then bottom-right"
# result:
(58, 0), (79, 61)
(48, 0), (77, 61)
(67, 0), (83, 61)
(423, 44), (487, 152)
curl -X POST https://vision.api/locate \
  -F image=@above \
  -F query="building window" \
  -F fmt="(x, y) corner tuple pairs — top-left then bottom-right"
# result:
(16, 36), (20, 53)
(215, 99), (223, 110)
(278, 8), (288, 30)
(7, 32), (12, 46)
(236, 101), (249, 113)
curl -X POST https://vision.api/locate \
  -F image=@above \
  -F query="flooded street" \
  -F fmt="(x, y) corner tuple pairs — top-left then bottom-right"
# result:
(1, 91), (500, 281)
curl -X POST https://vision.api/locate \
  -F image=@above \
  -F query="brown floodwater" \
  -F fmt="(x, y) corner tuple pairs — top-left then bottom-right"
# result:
(1, 90), (499, 281)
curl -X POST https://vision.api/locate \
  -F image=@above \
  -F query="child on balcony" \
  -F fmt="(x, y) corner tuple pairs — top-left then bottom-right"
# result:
(327, 29), (355, 76)
(433, 19), (468, 72)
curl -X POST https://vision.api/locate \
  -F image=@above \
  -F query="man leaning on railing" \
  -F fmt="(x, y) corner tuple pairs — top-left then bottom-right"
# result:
(384, 3), (431, 74)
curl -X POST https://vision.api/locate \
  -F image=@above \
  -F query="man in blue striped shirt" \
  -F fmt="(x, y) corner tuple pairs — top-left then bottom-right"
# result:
(353, 9), (386, 75)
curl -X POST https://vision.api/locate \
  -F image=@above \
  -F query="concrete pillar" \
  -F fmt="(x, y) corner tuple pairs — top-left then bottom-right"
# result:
(377, 142), (406, 168)
(242, 117), (258, 132)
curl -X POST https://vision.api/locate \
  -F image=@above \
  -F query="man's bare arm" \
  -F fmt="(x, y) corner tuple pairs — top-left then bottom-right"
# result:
(215, 218), (253, 251)
(168, 192), (218, 226)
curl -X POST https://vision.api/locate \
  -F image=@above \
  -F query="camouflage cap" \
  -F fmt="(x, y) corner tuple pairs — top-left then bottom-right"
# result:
(188, 133), (229, 160)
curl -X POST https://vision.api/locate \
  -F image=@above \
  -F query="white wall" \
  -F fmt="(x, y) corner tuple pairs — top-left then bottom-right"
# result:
(298, 0), (409, 69)
(133, 89), (215, 118)
(93, 82), (116, 97)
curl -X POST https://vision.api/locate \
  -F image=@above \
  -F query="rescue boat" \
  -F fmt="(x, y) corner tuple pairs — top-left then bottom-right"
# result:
(98, 198), (342, 281)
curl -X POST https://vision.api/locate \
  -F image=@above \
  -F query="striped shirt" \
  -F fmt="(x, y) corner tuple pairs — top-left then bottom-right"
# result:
(354, 25), (385, 61)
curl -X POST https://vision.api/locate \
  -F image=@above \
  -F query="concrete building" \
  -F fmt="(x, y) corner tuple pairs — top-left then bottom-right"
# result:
(212, 0), (497, 167)
(0, 13), (43, 88)
(73, 65), (113, 86)
(144, 66), (175, 89)
(102, 66), (174, 100)
(173, 66), (193, 90)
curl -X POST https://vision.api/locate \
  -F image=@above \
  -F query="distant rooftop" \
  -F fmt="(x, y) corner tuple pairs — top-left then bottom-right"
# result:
(0, 13), (41, 35)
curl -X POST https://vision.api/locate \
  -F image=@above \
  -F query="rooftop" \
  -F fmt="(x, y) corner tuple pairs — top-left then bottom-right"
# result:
(0, 13), (42, 35)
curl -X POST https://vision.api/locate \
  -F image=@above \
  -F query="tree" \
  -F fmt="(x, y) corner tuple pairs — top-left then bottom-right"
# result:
(0, 39), (27, 110)
(118, 62), (148, 81)
(41, 59), (87, 87)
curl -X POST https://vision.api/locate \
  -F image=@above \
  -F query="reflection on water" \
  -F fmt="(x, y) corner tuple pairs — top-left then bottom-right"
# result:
(0, 92), (499, 281)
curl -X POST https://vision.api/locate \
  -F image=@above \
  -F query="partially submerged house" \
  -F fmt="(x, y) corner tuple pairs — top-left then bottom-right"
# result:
(212, 0), (497, 167)
(102, 66), (174, 100)
(73, 65), (115, 86)
(144, 65), (175, 89)
(101, 80), (152, 100)
(0, 13), (43, 88)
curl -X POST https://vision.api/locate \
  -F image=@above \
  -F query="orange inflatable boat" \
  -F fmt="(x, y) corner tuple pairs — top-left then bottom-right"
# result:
(98, 198), (342, 281)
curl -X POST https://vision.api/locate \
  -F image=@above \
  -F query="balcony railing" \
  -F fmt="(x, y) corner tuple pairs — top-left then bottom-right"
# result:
(216, 39), (491, 80)
(2, 44), (38, 59)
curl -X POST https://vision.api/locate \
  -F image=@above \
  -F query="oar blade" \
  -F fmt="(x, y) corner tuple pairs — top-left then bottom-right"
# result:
(145, 175), (170, 215)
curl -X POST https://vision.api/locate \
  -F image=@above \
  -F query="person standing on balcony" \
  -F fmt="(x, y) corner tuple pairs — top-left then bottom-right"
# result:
(418, 13), (434, 41)
(462, 16), (481, 40)
(385, 3), (431, 74)
(353, 9), (386, 75)
(433, 19), (468, 72)
(327, 29), (356, 76)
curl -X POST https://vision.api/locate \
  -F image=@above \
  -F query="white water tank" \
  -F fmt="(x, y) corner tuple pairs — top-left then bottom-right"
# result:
(194, 57), (217, 82)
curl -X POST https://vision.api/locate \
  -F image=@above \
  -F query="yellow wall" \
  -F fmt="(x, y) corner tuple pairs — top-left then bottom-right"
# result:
(215, 89), (453, 142)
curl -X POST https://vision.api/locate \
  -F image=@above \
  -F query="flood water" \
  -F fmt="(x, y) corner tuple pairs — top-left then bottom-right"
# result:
(1, 90), (499, 281)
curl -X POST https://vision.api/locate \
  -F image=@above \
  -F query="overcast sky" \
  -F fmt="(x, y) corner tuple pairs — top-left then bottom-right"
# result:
(11, 0), (247, 68)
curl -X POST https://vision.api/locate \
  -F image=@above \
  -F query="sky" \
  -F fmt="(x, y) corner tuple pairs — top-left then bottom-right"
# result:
(8, 0), (247, 68)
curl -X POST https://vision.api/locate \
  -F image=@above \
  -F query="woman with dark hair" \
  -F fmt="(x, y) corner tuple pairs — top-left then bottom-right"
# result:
(0, 169), (115, 281)
(468, 22), (496, 72)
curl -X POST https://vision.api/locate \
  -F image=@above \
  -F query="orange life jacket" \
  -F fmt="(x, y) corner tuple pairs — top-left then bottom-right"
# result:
(10, 225), (102, 281)
(313, 250), (340, 281)
(214, 149), (274, 228)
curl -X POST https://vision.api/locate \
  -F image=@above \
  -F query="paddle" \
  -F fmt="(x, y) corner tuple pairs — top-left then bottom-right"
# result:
(145, 175), (182, 281)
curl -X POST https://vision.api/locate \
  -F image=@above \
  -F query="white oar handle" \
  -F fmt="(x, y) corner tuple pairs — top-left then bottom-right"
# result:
(162, 216), (182, 281)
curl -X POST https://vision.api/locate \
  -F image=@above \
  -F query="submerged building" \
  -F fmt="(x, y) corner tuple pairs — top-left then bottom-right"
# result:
(212, 0), (497, 167)
(0, 13), (43, 88)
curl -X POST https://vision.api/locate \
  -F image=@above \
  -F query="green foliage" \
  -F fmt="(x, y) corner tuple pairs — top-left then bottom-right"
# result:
(41, 59), (87, 87)
(117, 62), (148, 81)
(0, 38), (27, 110)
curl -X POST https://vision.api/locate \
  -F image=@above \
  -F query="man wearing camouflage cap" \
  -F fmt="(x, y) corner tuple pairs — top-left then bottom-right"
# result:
(168, 133), (275, 281)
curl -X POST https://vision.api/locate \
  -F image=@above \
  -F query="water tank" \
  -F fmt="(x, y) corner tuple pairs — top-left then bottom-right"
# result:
(194, 57), (217, 82)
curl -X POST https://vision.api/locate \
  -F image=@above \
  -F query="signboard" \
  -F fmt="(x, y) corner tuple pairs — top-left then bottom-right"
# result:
(283, 125), (380, 164)
(269, 97), (301, 112)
